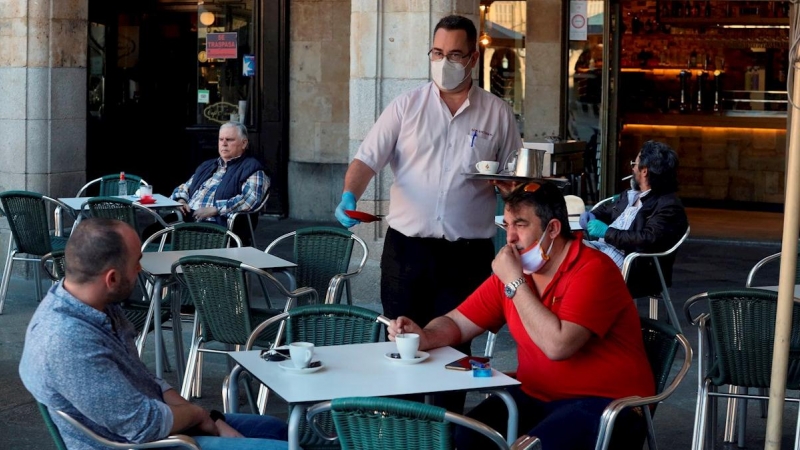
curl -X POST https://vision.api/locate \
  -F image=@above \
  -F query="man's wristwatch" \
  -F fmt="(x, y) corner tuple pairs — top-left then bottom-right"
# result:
(209, 409), (226, 423)
(504, 277), (526, 299)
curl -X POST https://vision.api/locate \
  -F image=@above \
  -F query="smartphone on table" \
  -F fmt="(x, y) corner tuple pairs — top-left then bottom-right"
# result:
(444, 355), (490, 371)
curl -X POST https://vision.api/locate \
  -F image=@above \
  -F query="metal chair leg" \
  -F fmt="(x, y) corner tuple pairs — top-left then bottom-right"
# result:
(0, 241), (17, 314)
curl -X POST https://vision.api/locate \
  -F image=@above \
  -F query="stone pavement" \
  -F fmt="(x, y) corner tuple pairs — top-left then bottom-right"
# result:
(1, 216), (798, 448)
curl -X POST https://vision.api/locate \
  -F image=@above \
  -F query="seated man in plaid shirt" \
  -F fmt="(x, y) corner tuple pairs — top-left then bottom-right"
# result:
(169, 121), (269, 245)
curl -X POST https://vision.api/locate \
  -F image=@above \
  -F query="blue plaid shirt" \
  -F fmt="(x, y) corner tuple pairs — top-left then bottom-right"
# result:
(171, 156), (269, 218)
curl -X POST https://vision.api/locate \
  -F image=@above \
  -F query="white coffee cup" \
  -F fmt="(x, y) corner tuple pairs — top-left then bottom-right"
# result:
(475, 161), (499, 174)
(395, 333), (420, 360)
(289, 342), (314, 369)
(139, 184), (153, 198)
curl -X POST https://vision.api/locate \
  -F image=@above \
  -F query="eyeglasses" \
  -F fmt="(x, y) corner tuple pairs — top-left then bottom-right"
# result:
(428, 49), (473, 64)
(630, 160), (638, 168)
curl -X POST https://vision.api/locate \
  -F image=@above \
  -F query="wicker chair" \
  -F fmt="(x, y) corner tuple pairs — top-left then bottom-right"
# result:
(265, 226), (368, 305)
(223, 304), (391, 450)
(305, 397), (541, 450)
(226, 191), (270, 248)
(172, 255), (317, 399)
(36, 402), (199, 449)
(76, 173), (148, 197)
(684, 289), (800, 450)
(0, 190), (76, 314)
(594, 318), (692, 450)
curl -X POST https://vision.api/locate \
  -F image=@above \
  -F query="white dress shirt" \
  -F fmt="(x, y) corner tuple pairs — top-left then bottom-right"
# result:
(355, 82), (522, 241)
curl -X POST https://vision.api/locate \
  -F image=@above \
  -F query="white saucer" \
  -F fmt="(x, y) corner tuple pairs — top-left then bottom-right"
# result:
(278, 360), (324, 374)
(384, 351), (430, 365)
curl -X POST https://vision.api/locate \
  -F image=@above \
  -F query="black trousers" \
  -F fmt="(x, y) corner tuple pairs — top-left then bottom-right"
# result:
(380, 227), (495, 413)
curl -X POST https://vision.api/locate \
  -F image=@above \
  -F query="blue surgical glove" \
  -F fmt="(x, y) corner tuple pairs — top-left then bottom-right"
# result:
(579, 211), (596, 229)
(586, 220), (609, 239)
(335, 191), (360, 228)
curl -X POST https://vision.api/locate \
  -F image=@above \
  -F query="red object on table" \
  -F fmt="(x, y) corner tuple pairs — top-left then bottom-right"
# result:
(138, 196), (156, 205)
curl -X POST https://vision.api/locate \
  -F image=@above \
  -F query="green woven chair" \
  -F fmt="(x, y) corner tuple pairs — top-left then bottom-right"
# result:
(36, 402), (199, 449)
(0, 190), (75, 314)
(76, 173), (148, 197)
(173, 255), (317, 400)
(226, 191), (270, 248)
(81, 197), (170, 249)
(265, 226), (368, 305)
(594, 318), (692, 450)
(223, 304), (391, 450)
(305, 397), (537, 450)
(684, 289), (800, 450)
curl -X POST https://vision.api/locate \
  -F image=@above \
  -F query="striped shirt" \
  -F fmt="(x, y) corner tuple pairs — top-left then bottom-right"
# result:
(589, 190), (651, 269)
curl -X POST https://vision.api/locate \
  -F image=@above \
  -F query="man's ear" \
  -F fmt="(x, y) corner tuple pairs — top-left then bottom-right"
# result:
(547, 218), (562, 238)
(102, 268), (118, 290)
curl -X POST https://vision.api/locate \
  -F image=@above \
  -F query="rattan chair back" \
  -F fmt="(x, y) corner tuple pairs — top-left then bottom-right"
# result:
(0, 190), (59, 256)
(76, 173), (147, 197)
(284, 304), (385, 347)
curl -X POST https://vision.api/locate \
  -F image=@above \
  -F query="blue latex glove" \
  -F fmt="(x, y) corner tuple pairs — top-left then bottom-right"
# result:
(586, 220), (609, 239)
(335, 191), (360, 228)
(579, 211), (596, 229)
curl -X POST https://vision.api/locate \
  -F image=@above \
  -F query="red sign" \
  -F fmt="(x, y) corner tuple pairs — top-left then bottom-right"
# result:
(206, 32), (238, 59)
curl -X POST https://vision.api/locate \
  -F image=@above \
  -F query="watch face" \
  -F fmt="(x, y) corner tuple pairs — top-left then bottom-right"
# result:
(505, 285), (515, 298)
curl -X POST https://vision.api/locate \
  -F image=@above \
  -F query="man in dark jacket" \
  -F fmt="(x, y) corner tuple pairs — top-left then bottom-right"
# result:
(580, 140), (688, 298)
(169, 121), (269, 244)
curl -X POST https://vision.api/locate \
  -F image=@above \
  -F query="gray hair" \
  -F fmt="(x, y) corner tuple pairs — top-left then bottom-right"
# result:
(221, 121), (248, 141)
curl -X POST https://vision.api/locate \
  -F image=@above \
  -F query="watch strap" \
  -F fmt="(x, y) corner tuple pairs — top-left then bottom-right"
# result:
(209, 409), (226, 423)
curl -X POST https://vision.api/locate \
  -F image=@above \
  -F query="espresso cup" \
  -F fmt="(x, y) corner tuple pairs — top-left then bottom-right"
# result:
(289, 342), (314, 369)
(475, 161), (500, 174)
(395, 333), (420, 360)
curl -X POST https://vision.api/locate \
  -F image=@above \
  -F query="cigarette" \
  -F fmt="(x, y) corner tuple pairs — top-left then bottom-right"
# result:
(621, 175), (633, 181)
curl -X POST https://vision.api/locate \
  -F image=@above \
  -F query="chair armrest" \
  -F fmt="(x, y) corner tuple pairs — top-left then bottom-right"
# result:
(594, 332), (692, 450)
(620, 226), (690, 281)
(511, 435), (542, 450)
(683, 292), (709, 326)
(54, 410), (200, 449)
(305, 401), (339, 442)
(745, 252), (781, 288)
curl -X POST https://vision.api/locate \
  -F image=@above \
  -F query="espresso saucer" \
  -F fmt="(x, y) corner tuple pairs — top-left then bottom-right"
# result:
(384, 351), (430, 365)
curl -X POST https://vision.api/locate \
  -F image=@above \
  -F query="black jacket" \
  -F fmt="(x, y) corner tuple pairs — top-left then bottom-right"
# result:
(593, 190), (689, 298)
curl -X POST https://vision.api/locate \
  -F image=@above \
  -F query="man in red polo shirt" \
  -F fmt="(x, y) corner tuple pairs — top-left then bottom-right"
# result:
(389, 182), (654, 450)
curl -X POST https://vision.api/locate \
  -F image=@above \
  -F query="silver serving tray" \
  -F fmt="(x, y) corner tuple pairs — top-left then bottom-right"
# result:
(463, 173), (570, 187)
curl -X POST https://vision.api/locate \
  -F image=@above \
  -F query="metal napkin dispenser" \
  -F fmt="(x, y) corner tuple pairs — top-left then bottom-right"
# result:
(522, 140), (586, 177)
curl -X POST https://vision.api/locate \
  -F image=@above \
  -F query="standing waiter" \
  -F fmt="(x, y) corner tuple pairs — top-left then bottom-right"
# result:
(334, 15), (521, 410)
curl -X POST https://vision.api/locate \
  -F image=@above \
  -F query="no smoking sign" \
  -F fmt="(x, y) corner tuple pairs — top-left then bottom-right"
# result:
(569, 1), (588, 40)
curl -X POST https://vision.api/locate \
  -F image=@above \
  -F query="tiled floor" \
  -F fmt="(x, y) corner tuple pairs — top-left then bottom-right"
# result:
(686, 207), (785, 243)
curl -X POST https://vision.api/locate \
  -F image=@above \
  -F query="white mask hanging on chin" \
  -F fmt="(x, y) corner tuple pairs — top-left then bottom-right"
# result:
(519, 230), (555, 274)
(431, 57), (471, 91)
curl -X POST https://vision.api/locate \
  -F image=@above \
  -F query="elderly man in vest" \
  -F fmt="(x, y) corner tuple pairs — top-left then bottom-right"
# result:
(170, 121), (269, 244)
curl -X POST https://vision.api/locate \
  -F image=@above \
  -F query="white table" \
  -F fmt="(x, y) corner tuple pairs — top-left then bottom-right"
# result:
(55, 194), (183, 236)
(140, 247), (297, 380)
(229, 341), (521, 449)
(495, 215), (582, 231)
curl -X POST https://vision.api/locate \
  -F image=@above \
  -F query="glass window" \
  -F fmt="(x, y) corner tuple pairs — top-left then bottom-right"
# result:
(196, 0), (255, 126)
(479, 1), (526, 137)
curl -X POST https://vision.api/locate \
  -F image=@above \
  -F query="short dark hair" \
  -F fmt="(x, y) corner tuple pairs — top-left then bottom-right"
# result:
(434, 15), (477, 52)
(502, 182), (574, 240)
(638, 140), (679, 193)
(65, 218), (130, 284)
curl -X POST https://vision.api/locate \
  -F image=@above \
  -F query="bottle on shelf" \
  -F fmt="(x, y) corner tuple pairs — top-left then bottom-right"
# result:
(118, 172), (128, 197)
(705, 2), (712, 17)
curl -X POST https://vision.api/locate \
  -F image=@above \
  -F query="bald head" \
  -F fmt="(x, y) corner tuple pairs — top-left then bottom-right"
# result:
(65, 218), (134, 284)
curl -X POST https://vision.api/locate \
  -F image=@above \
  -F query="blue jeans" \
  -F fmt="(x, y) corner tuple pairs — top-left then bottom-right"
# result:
(454, 386), (646, 450)
(190, 413), (288, 450)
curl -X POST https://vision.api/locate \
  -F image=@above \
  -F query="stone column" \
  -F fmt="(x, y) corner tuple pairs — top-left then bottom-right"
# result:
(349, 1), (480, 265)
(0, 0), (87, 272)
(0, 0), (87, 197)
(524, 0), (564, 139)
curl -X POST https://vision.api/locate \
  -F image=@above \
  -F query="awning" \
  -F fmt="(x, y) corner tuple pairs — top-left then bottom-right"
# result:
(484, 20), (524, 48)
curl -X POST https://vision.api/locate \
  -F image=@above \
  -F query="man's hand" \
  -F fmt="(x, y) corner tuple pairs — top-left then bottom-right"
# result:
(334, 191), (360, 228)
(177, 199), (191, 216)
(579, 211), (596, 229)
(492, 244), (524, 285)
(586, 220), (609, 239)
(215, 419), (244, 438)
(389, 316), (436, 351)
(193, 206), (219, 220)
(194, 415), (220, 436)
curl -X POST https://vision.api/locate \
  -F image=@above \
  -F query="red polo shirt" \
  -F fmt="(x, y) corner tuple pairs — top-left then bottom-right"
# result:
(458, 236), (655, 401)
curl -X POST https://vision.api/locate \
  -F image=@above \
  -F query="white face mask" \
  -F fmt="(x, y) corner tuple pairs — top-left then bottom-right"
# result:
(431, 58), (471, 91)
(519, 229), (555, 274)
